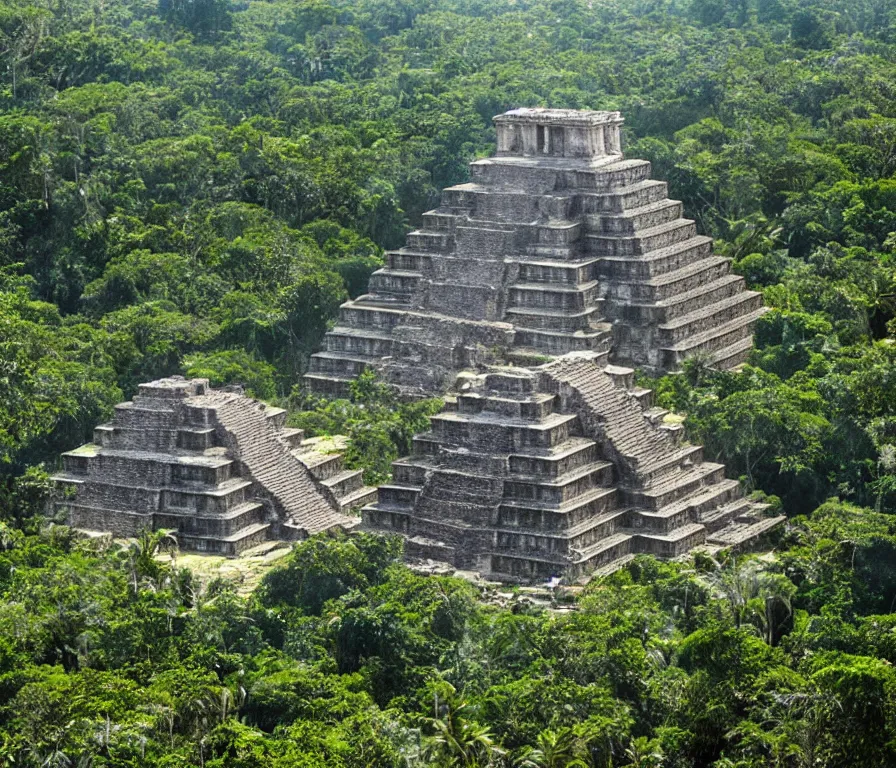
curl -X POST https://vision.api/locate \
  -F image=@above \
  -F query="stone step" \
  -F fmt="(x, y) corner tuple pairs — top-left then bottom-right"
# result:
(441, 184), (574, 222)
(516, 258), (599, 285)
(626, 462), (727, 511)
(627, 274), (748, 325)
(570, 531), (633, 564)
(736, 502), (772, 522)
(659, 307), (768, 368)
(498, 482), (617, 515)
(367, 269), (422, 299)
(535, 220), (582, 246)
(633, 522), (707, 557)
(279, 427), (305, 449)
(325, 326), (394, 357)
(659, 422), (685, 444)
(386, 250), (431, 271)
(591, 198), (683, 235)
(580, 180), (669, 215)
(633, 478), (742, 531)
(421, 210), (466, 230)
(467, 157), (652, 194)
(627, 255), (732, 302)
(513, 326), (613, 355)
(496, 495), (622, 540)
(508, 280), (599, 311)
(597, 236), (714, 281)
(406, 229), (452, 251)
(581, 158), (653, 191)
(505, 305), (604, 332)
(628, 386), (654, 408)
(351, 292), (412, 310)
(308, 351), (376, 378)
(603, 364), (635, 390)
(430, 410), (581, 451)
(392, 460), (429, 486)
(508, 436), (600, 479)
(706, 515), (785, 548)
(709, 335), (756, 370)
(362, 503), (410, 533)
(503, 461), (616, 505)
(698, 498), (754, 532)
(457, 391), (558, 420)
(633, 444), (704, 484)
(377, 483), (424, 509)
(297, 446), (344, 480)
(338, 485), (378, 514)
(322, 468), (365, 497)
(156, 501), (265, 538)
(484, 369), (539, 393)
(179, 522), (271, 557)
(644, 407), (668, 425)
(338, 301), (406, 330)
(657, 290), (763, 344)
(525, 244), (581, 260)
(587, 219), (697, 258)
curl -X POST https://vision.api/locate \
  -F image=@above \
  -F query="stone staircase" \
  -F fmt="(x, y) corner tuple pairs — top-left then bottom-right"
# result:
(293, 435), (379, 514)
(362, 354), (783, 583)
(306, 108), (765, 398)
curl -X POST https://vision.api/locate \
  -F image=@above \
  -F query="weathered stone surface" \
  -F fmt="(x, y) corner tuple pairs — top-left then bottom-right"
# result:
(306, 108), (766, 398)
(362, 354), (784, 582)
(52, 377), (369, 554)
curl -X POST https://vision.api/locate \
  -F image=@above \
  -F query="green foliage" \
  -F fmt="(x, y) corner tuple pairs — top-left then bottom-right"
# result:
(4, 0), (896, 765)
(290, 370), (443, 483)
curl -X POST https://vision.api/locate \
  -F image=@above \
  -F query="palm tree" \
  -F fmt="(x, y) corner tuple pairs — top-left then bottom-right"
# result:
(425, 682), (507, 767)
(621, 736), (664, 768)
(516, 728), (588, 768)
(127, 528), (178, 592)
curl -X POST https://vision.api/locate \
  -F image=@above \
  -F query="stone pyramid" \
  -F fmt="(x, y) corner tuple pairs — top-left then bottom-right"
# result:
(363, 356), (784, 582)
(52, 377), (376, 554)
(306, 108), (767, 398)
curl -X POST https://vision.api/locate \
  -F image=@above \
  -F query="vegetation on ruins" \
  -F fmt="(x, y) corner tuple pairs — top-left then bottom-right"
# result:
(3, 0), (896, 763)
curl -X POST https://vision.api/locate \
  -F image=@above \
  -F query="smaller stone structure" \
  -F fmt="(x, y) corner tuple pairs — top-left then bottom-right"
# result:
(52, 377), (375, 554)
(363, 354), (784, 582)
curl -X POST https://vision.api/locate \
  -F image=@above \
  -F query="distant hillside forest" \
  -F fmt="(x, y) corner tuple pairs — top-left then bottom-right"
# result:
(5, 0), (896, 764)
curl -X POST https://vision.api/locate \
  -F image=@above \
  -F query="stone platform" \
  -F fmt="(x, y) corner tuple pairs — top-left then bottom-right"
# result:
(306, 108), (767, 399)
(52, 378), (375, 555)
(361, 354), (784, 582)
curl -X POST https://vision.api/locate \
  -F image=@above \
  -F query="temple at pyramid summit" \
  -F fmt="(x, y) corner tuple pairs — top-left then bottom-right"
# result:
(305, 108), (768, 399)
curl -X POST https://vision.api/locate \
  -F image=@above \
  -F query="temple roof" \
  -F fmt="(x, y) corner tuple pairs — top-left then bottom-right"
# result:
(494, 108), (623, 126)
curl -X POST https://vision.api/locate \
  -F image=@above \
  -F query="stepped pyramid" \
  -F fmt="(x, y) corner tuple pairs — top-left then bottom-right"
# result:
(306, 108), (767, 398)
(363, 356), (784, 581)
(52, 377), (376, 554)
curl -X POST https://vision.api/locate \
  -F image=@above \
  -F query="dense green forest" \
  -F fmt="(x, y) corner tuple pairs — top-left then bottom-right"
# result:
(4, 0), (896, 763)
